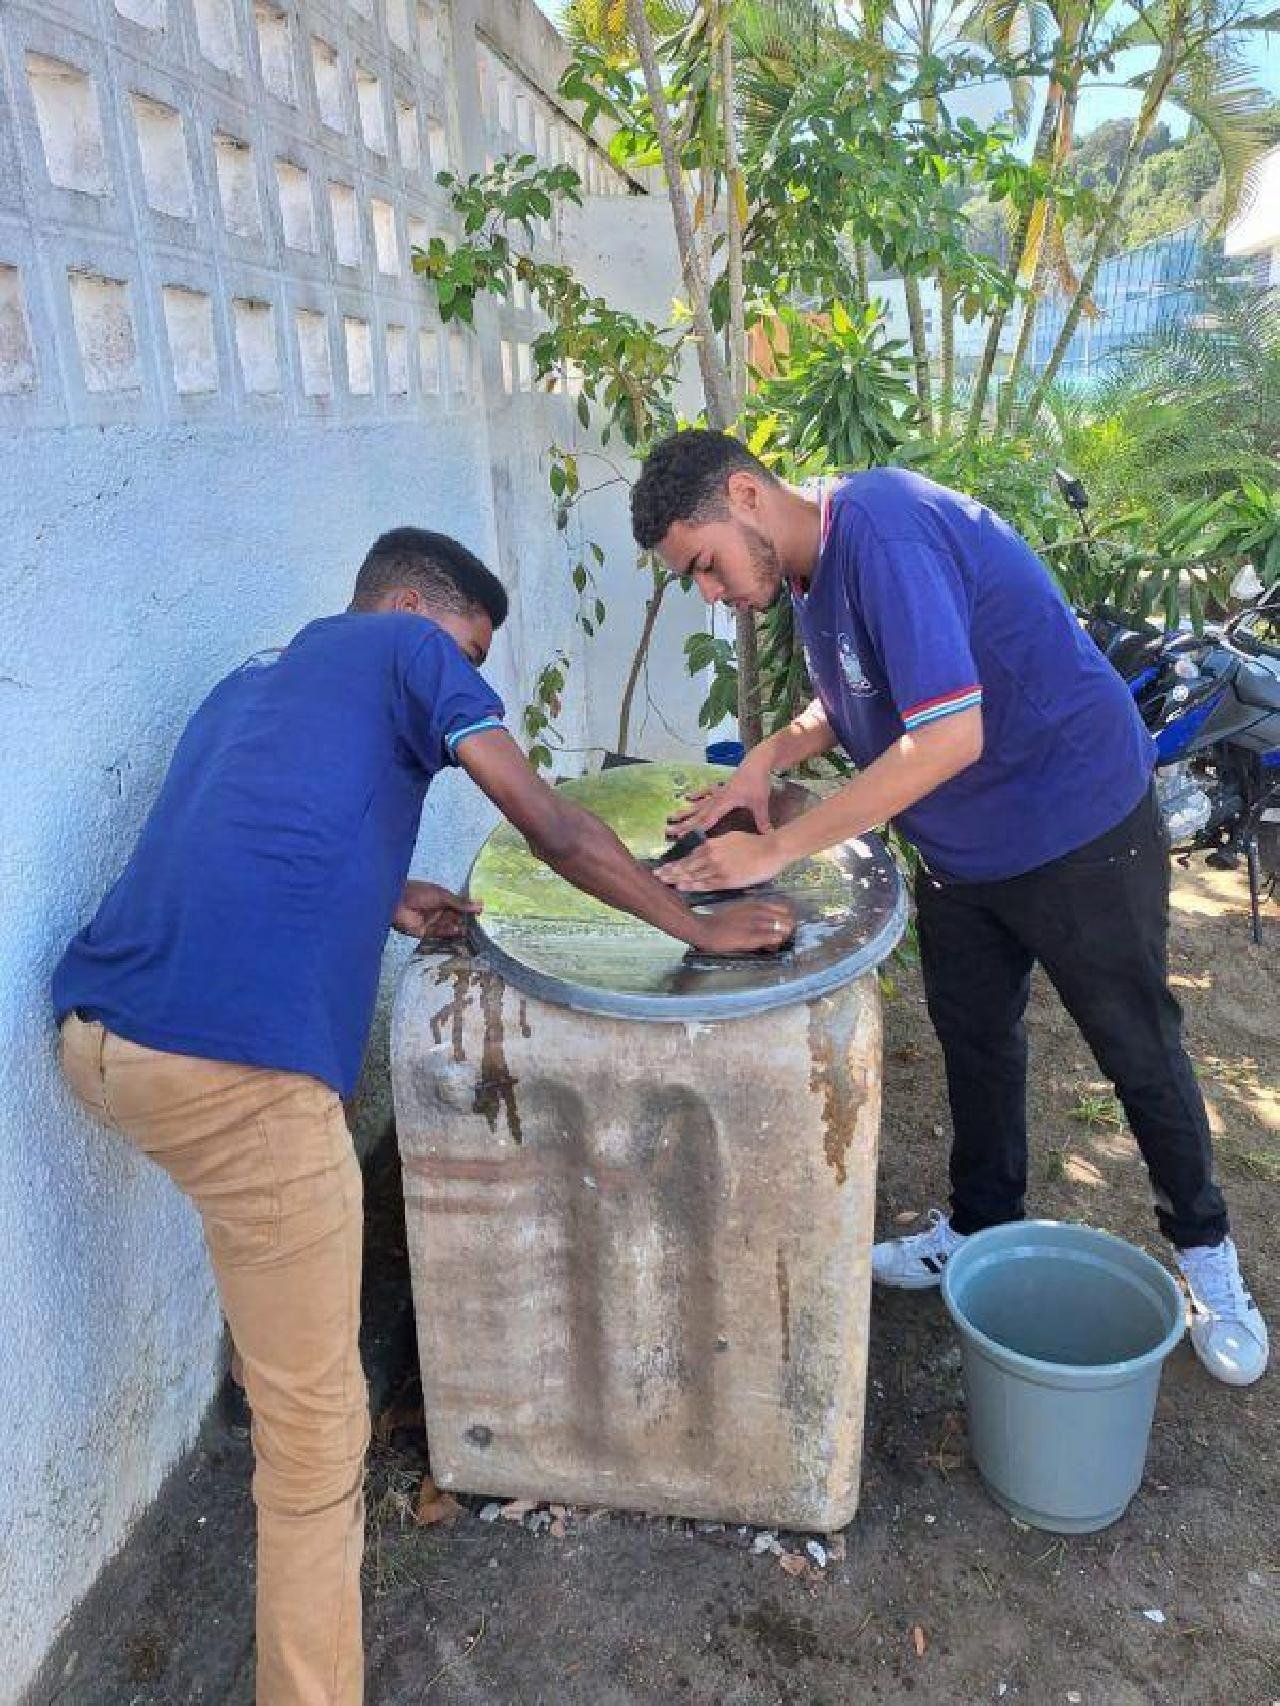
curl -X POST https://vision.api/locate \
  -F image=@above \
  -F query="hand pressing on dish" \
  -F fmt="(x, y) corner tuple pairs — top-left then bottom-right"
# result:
(690, 895), (797, 956)
(666, 748), (775, 838)
(656, 830), (789, 895)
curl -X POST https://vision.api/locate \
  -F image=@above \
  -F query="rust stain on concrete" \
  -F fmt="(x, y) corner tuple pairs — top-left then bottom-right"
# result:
(476, 973), (523, 1143)
(429, 955), (474, 1063)
(807, 995), (868, 1186)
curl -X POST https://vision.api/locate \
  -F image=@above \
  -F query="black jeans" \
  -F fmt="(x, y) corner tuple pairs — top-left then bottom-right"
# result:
(915, 786), (1228, 1249)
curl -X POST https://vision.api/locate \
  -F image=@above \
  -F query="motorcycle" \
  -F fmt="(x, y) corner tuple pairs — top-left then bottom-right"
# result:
(1055, 470), (1280, 944)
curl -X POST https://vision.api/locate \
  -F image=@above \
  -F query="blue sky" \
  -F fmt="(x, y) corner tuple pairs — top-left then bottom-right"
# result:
(1072, 29), (1279, 134)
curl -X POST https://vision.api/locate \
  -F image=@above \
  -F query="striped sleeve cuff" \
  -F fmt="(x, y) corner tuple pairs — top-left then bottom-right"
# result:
(444, 716), (505, 760)
(901, 686), (983, 731)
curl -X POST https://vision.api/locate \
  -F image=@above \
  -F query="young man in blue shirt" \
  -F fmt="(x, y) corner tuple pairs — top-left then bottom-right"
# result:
(53, 526), (792, 1706)
(631, 429), (1267, 1392)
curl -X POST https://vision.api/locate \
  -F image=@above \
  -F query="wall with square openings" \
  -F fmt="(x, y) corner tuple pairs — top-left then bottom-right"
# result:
(0, 0), (695, 1691)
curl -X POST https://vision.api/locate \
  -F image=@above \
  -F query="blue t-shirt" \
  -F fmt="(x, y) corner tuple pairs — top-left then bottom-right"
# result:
(52, 613), (505, 1095)
(792, 468), (1155, 881)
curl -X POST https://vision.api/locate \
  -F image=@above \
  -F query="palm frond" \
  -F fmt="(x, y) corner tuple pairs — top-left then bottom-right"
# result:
(559, 0), (687, 50)
(969, 0), (1031, 53)
(1040, 205), (1080, 296)
(1165, 48), (1273, 232)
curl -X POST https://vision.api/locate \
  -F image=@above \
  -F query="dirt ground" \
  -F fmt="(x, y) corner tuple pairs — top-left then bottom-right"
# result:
(35, 863), (1278, 1706)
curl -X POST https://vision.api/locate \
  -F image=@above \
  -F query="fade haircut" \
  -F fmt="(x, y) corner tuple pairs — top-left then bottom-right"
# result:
(350, 527), (509, 627)
(631, 430), (778, 551)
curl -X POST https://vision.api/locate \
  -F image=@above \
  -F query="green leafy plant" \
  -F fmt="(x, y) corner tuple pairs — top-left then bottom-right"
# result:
(522, 650), (572, 772)
(684, 628), (740, 731)
(1070, 1091), (1123, 1129)
(750, 302), (919, 471)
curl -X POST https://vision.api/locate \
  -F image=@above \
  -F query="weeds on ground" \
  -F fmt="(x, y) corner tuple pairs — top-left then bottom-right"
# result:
(1070, 1091), (1123, 1130)
(364, 1444), (430, 1596)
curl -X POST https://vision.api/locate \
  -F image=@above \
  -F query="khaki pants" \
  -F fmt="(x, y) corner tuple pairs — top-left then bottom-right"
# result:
(59, 1014), (368, 1705)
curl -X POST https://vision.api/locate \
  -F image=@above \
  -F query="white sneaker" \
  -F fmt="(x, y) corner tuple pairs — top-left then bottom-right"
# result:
(1175, 1238), (1269, 1387)
(872, 1209), (968, 1290)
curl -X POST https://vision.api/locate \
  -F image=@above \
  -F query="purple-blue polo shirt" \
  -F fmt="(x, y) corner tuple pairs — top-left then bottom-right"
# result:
(791, 468), (1155, 882)
(52, 612), (505, 1096)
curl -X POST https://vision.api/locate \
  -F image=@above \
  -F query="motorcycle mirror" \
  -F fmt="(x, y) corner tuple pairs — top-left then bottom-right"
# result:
(1230, 564), (1263, 602)
(1054, 468), (1090, 512)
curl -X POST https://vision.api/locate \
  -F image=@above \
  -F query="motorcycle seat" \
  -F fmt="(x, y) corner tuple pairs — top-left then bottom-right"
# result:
(1234, 663), (1280, 712)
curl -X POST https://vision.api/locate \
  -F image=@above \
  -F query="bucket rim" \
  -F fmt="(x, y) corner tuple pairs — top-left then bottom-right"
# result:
(941, 1218), (1186, 1382)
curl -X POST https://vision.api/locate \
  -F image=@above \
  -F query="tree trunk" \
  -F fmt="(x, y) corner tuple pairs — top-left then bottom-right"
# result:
(1002, 64), (1086, 427)
(721, 26), (747, 410)
(854, 242), (869, 307)
(998, 295), (1040, 429)
(625, 0), (735, 427)
(1024, 104), (1158, 422)
(938, 274), (955, 434)
(903, 273), (933, 430)
(719, 20), (764, 747)
(917, 77), (952, 435)
(626, 0), (763, 747)
(997, 247), (1046, 430)
(964, 86), (1063, 439)
(617, 569), (672, 754)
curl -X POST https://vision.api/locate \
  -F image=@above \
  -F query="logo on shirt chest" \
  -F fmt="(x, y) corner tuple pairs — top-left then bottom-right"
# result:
(837, 634), (877, 698)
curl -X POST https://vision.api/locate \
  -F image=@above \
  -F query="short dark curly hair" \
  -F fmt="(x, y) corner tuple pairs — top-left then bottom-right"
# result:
(350, 527), (508, 627)
(631, 430), (776, 550)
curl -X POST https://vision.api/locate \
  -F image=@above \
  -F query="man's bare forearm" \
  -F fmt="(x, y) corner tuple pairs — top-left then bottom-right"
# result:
(529, 799), (712, 945)
(749, 700), (838, 774)
(458, 730), (712, 944)
(771, 709), (984, 864)
(458, 729), (795, 955)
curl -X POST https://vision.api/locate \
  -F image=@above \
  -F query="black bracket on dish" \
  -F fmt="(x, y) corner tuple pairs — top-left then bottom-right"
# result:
(645, 828), (753, 905)
(647, 830), (798, 964)
(682, 941), (796, 968)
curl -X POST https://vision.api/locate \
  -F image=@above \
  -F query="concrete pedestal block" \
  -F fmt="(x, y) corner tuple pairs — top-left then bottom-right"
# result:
(391, 944), (883, 1531)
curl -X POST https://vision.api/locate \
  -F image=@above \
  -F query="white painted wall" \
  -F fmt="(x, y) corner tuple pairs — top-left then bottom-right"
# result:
(0, 0), (700, 1688)
(871, 275), (992, 366)
(1224, 143), (1280, 288)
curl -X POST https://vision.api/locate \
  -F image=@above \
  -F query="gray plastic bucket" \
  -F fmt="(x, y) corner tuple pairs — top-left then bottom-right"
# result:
(941, 1221), (1185, 1533)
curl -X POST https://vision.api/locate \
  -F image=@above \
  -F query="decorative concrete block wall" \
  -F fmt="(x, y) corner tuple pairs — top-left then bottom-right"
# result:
(0, 0), (701, 1690)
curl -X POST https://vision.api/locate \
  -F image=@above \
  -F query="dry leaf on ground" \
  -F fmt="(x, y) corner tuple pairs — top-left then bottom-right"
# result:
(414, 1478), (463, 1527)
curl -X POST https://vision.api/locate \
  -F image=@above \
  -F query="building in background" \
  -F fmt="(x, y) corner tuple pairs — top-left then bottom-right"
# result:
(1224, 143), (1280, 288)
(1028, 224), (1211, 383)
(868, 275), (994, 373)
(874, 143), (1279, 401)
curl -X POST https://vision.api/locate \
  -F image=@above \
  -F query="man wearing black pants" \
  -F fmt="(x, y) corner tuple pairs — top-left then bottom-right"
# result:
(629, 429), (1267, 1387)
(916, 787), (1227, 1252)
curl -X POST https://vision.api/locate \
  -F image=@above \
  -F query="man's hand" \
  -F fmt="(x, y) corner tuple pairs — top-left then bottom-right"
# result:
(392, 880), (482, 941)
(689, 897), (797, 956)
(667, 751), (774, 837)
(657, 829), (788, 894)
